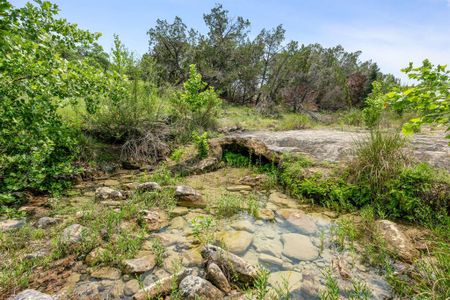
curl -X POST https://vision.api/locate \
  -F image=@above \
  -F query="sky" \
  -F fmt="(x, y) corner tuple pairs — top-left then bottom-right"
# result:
(11, 0), (450, 81)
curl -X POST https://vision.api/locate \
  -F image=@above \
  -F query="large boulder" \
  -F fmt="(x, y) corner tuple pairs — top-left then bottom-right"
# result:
(202, 245), (258, 284)
(179, 275), (224, 299)
(207, 262), (231, 293)
(281, 233), (319, 261)
(133, 269), (192, 300)
(376, 220), (419, 262)
(8, 289), (53, 300)
(95, 187), (124, 201)
(175, 186), (206, 208)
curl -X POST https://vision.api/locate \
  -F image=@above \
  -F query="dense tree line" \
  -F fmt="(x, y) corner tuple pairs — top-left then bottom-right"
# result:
(145, 4), (398, 112)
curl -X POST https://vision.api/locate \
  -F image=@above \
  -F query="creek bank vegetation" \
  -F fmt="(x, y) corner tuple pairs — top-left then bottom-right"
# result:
(1, 0), (449, 299)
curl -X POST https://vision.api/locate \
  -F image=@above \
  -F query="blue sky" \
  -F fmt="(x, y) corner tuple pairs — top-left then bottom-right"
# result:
(11, 0), (450, 80)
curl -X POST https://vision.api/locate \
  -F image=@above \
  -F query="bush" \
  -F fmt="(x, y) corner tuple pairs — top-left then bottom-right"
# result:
(0, 1), (125, 200)
(192, 131), (209, 159)
(349, 130), (407, 194)
(171, 64), (222, 142)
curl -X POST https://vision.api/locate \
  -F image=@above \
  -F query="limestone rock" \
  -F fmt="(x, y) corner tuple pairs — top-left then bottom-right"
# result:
(95, 187), (123, 201)
(259, 254), (283, 267)
(281, 233), (319, 261)
(170, 206), (189, 217)
(123, 255), (156, 273)
(61, 224), (89, 245)
(124, 279), (140, 296)
(8, 289), (53, 300)
(175, 186), (206, 208)
(136, 182), (161, 192)
(258, 208), (275, 221)
(230, 220), (255, 233)
(133, 269), (192, 300)
(254, 237), (282, 257)
(217, 231), (253, 254)
(277, 209), (318, 235)
(207, 262), (231, 293)
(90, 267), (121, 280)
(150, 233), (187, 247)
(142, 209), (169, 231)
(268, 192), (298, 208)
(238, 174), (269, 187)
(85, 247), (106, 265)
(182, 247), (203, 267)
(376, 220), (419, 262)
(36, 217), (58, 229)
(202, 245), (258, 284)
(179, 275), (224, 299)
(0, 219), (25, 232)
(226, 185), (252, 192)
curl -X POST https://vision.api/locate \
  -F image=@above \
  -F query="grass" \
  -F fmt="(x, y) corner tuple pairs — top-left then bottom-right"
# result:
(215, 192), (260, 218)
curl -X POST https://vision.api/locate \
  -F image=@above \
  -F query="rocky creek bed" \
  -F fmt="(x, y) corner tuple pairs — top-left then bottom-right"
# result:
(2, 131), (445, 300)
(2, 167), (421, 300)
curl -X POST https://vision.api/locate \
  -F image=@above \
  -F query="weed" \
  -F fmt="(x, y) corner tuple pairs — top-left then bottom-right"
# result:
(320, 269), (340, 300)
(253, 267), (270, 300)
(170, 147), (185, 163)
(216, 193), (243, 217)
(190, 216), (216, 245)
(151, 238), (165, 267)
(348, 280), (372, 300)
(192, 131), (209, 159)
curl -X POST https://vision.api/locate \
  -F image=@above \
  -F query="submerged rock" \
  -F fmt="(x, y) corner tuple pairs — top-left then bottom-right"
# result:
(175, 186), (206, 208)
(8, 289), (53, 300)
(216, 231), (253, 254)
(281, 233), (319, 261)
(179, 275), (224, 299)
(268, 271), (303, 292)
(207, 262), (231, 293)
(202, 245), (258, 284)
(277, 209), (318, 235)
(376, 220), (419, 262)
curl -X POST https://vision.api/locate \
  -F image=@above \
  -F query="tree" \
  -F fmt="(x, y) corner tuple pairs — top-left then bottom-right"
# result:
(387, 60), (449, 138)
(147, 17), (192, 83)
(0, 0), (126, 200)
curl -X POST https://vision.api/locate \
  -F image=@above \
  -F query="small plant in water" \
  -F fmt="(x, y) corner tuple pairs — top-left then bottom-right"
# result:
(320, 269), (340, 300)
(190, 215), (216, 245)
(253, 266), (270, 300)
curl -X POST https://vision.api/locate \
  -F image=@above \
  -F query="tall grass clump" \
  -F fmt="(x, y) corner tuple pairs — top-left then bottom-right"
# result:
(350, 130), (407, 194)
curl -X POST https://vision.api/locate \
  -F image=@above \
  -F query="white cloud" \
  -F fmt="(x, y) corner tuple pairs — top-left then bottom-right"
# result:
(323, 23), (450, 82)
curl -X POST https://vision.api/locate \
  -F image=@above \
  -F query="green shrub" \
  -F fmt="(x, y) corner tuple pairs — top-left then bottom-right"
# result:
(349, 130), (407, 194)
(363, 81), (385, 129)
(0, 1), (126, 201)
(171, 64), (222, 142)
(192, 131), (209, 159)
